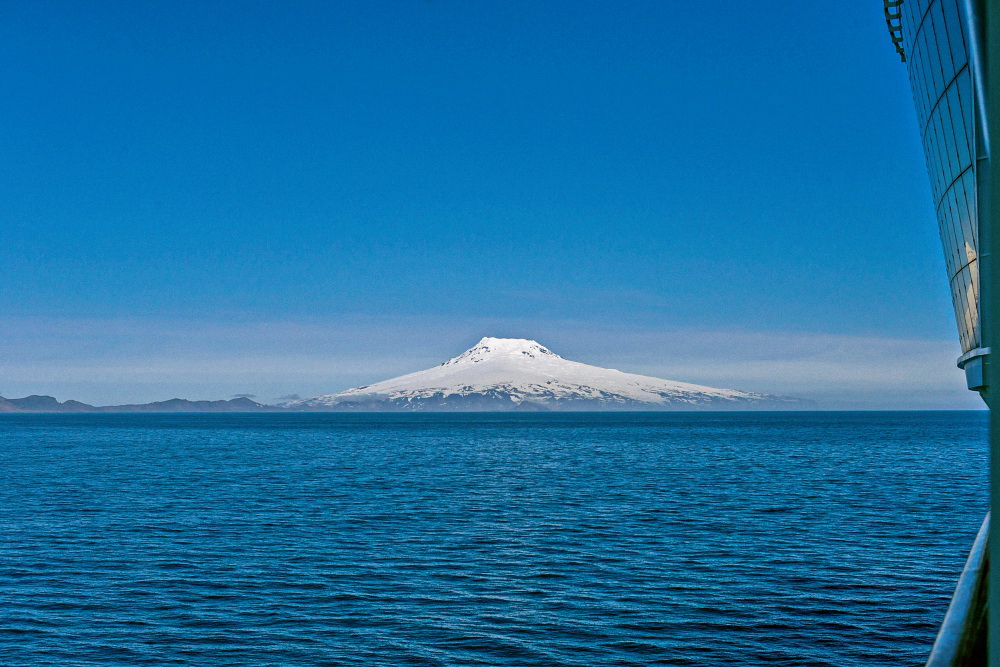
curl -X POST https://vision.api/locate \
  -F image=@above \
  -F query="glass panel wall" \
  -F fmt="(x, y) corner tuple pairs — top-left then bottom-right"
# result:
(898, 0), (980, 353)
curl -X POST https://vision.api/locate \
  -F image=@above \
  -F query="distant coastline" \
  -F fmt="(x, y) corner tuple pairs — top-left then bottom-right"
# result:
(1, 337), (814, 413)
(0, 395), (282, 414)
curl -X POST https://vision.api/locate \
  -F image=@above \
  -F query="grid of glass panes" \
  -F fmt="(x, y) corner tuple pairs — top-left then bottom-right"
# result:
(899, 0), (979, 353)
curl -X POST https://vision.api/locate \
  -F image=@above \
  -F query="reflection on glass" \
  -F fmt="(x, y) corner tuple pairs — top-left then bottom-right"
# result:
(899, 0), (980, 354)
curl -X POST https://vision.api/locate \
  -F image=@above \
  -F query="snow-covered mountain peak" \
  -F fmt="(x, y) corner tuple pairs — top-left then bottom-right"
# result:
(443, 337), (561, 366)
(287, 336), (803, 411)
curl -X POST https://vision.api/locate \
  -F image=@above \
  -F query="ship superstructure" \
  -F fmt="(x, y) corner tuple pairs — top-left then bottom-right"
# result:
(886, 0), (995, 663)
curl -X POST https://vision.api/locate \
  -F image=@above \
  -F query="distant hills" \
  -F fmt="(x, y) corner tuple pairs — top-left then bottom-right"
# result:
(2, 337), (805, 413)
(0, 395), (274, 413)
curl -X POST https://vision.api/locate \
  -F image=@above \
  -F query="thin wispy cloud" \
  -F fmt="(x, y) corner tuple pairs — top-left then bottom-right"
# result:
(0, 315), (978, 409)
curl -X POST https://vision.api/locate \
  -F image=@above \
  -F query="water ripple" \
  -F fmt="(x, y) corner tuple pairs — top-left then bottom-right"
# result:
(0, 411), (987, 665)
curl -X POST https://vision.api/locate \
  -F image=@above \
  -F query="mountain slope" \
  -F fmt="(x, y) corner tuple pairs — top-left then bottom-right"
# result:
(0, 397), (22, 412)
(289, 337), (799, 411)
(5, 395), (97, 412)
(96, 397), (272, 412)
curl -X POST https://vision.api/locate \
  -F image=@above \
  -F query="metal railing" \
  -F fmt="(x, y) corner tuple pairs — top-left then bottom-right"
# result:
(884, 0), (907, 62)
(926, 512), (990, 666)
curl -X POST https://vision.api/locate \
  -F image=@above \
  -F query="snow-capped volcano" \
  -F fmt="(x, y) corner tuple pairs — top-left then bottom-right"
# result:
(287, 337), (797, 411)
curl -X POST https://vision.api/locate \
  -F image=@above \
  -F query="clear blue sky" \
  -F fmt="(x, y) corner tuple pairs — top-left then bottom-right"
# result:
(0, 1), (978, 408)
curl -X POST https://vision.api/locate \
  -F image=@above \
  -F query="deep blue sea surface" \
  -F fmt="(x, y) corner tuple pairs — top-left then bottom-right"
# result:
(0, 411), (988, 666)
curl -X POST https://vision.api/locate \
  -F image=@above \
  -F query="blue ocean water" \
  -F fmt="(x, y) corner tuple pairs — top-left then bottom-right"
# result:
(0, 411), (988, 666)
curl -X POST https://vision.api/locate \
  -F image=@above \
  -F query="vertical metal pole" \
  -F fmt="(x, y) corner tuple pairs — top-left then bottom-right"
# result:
(987, 0), (1000, 662)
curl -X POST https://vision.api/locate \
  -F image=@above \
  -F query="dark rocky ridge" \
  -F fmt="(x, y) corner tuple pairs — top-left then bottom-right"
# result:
(0, 395), (281, 413)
